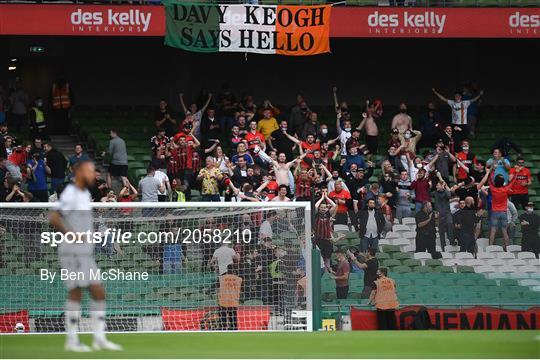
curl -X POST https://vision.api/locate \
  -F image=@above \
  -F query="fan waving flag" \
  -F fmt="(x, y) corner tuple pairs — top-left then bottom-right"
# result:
(164, 2), (331, 56)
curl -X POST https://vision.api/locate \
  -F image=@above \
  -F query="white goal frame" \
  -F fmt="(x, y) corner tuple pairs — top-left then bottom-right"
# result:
(0, 201), (313, 332)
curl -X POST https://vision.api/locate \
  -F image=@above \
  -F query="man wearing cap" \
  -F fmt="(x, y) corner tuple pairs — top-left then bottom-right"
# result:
(519, 202), (539, 256)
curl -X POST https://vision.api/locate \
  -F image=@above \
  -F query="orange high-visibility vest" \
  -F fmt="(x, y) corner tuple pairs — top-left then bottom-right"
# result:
(218, 274), (242, 308)
(52, 83), (71, 110)
(374, 277), (399, 310)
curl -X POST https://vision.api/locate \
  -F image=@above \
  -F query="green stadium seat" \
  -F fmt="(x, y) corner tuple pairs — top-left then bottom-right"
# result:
(382, 259), (401, 268)
(414, 266), (433, 273)
(399, 273), (424, 280)
(435, 278), (455, 287)
(376, 252), (390, 261)
(122, 293), (141, 302)
(393, 252), (412, 261)
(457, 266), (475, 273)
(457, 279), (477, 286)
(478, 279), (498, 287)
(396, 279), (412, 287)
(15, 269), (34, 275)
(499, 278), (519, 286)
(382, 245), (400, 253)
(145, 293), (163, 301)
(414, 279), (434, 287)
(425, 259), (443, 267)
(464, 273), (484, 281)
(133, 168), (147, 179)
(393, 266), (412, 273)
(403, 259), (422, 268)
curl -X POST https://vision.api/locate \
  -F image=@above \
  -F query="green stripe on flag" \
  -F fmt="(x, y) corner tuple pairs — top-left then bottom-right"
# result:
(164, 1), (221, 53)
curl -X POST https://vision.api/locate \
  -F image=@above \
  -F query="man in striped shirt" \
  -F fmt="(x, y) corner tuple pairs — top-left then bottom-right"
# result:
(432, 88), (483, 141)
(396, 170), (413, 222)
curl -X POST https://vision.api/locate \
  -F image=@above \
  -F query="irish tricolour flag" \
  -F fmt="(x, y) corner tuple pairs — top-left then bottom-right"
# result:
(164, 2), (331, 56)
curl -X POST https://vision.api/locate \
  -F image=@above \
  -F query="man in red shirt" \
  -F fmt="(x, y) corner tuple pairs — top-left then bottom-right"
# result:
(328, 250), (350, 300)
(244, 120), (265, 166)
(486, 169), (516, 248)
(329, 180), (352, 226)
(455, 139), (477, 182)
(170, 135), (200, 199)
(257, 174), (278, 201)
(410, 169), (431, 212)
(509, 156), (532, 209)
(283, 132), (320, 168)
(244, 121), (265, 152)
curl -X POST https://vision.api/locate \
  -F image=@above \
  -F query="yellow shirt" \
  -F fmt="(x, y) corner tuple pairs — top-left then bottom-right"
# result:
(257, 117), (279, 139)
(199, 167), (221, 195)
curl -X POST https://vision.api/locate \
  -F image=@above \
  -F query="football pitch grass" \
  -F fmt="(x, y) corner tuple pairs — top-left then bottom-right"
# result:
(1, 331), (539, 359)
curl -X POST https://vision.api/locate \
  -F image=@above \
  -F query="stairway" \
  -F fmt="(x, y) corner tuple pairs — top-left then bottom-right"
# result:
(49, 135), (78, 158)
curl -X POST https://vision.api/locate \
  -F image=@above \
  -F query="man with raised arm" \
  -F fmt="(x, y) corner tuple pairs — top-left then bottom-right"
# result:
(432, 87), (484, 139)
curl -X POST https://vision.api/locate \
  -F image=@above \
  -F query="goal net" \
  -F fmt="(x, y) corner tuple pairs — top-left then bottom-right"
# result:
(0, 202), (312, 333)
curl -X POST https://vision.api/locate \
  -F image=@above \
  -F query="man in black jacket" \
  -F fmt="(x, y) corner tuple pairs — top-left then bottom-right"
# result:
(415, 201), (437, 255)
(43, 141), (67, 194)
(357, 199), (386, 252)
(453, 198), (482, 254)
(519, 202), (539, 256)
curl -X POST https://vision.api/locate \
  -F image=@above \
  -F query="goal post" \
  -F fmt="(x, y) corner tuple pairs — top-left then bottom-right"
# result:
(0, 202), (312, 333)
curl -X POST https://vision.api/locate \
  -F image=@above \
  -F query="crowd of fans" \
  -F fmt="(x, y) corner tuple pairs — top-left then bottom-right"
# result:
(1, 81), (539, 303)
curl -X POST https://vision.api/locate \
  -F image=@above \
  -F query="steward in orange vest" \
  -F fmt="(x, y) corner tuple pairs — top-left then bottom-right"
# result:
(369, 267), (399, 330)
(51, 81), (71, 110)
(218, 264), (242, 330)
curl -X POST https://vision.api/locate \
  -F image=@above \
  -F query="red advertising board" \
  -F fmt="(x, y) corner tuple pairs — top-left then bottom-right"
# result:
(0, 4), (165, 36)
(350, 306), (540, 330)
(161, 306), (270, 331)
(0, 4), (538, 38)
(0, 310), (29, 333)
(330, 7), (540, 38)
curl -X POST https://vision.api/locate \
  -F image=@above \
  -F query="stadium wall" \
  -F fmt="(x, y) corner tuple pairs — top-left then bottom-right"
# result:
(2, 36), (539, 108)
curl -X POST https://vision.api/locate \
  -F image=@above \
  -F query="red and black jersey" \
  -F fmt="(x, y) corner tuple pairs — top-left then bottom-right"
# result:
(314, 212), (333, 241)
(177, 145), (198, 170)
(150, 135), (169, 148)
(456, 151), (477, 180)
(265, 180), (279, 200)
(245, 131), (265, 150)
(167, 148), (180, 177)
(296, 178), (312, 198)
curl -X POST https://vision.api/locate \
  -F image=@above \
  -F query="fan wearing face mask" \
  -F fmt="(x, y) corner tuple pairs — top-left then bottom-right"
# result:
(455, 140), (477, 183)
(391, 103), (413, 134)
(398, 128), (422, 159)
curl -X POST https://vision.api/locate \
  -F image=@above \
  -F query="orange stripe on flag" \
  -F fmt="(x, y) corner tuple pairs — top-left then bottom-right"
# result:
(275, 5), (331, 56)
